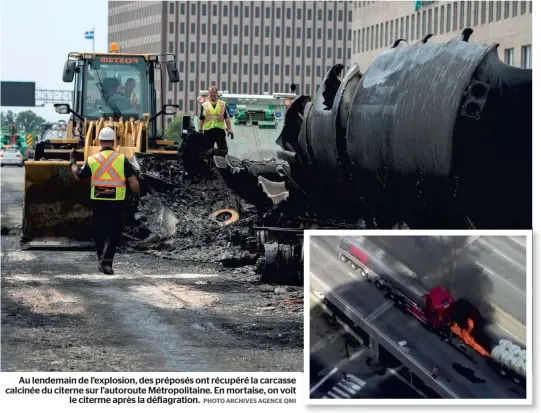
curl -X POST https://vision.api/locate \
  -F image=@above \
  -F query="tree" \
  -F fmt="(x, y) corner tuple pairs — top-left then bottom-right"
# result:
(0, 110), (17, 129)
(15, 110), (46, 136)
(163, 113), (189, 143)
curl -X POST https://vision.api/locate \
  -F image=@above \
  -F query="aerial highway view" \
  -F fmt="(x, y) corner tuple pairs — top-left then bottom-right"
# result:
(309, 234), (529, 400)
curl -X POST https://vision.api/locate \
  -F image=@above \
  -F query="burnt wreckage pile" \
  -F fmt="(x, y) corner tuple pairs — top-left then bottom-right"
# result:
(123, 154), (303, 285)
(220, 29), (532, 230)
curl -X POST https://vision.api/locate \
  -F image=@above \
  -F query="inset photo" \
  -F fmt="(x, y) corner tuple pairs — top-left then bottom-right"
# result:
(306, 231), (531, 404)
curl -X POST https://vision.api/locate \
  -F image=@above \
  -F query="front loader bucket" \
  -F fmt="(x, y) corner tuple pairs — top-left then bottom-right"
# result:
(22, 161), (93, 249)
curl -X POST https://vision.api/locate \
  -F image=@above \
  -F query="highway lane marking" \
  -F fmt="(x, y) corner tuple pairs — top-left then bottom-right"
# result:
(310, 366), (338, 394)
(365, 301), (394, 323)
(489, 302), (526, 346)
(310, 272), (460, 399)
(477, 237), (526, 272)
(509, 236), (526, 247)
(476, 261), (525, 296)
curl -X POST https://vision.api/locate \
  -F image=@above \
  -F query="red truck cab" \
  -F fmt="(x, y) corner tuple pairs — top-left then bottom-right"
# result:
(423, 286), (454, 330)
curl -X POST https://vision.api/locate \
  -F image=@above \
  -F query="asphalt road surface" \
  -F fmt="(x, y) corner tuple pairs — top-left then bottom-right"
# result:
(309, 236), (526, 399)
(1, 166), (303, 372)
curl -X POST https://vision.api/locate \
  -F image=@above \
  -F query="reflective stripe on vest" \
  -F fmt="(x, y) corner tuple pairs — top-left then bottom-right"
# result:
(202, 100), (226, 131)
(129, 92), (138, 105)
(88, 150), (126, 201)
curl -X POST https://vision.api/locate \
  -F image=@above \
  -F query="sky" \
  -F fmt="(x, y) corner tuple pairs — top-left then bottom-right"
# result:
(1, 0), (108, 122)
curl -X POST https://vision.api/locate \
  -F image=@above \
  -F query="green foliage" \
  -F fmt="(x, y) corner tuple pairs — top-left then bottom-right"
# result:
(0, 109), (46, 137)
(163, 113), (188, 143)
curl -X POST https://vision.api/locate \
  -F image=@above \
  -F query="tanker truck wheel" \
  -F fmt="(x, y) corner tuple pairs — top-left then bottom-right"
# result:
(375, 279), (383, 289)
(350, 262), (358, 270)
(340, 253), (347, 262)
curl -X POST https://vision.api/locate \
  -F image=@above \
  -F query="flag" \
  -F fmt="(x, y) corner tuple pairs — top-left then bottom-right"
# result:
(414, 1), (422, 11)
(85, 30), (94, 40)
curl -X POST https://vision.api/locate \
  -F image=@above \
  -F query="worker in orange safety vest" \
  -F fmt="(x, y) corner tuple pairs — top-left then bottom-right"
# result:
(117, 78), (139, 107)
(70, 127), (140, 274)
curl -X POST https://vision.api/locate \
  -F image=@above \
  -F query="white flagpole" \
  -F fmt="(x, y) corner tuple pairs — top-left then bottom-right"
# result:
(92, 27), (95, 53)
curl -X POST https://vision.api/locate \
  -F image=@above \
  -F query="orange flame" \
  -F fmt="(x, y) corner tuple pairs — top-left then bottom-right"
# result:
(450, 318), (489, 357)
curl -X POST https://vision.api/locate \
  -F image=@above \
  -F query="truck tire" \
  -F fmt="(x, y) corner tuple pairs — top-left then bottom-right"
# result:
(340, 253), (347, 262)
(375, 279), (383, 289)
(350, 262), (358, 270)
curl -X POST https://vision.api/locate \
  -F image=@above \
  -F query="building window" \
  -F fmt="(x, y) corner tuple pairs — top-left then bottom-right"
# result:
(232, 82), (237, 93)
(297, 8), (302, 19)
(296, 27), (301, 39)
(297, 46), (301, 58)
(512, 1), (518, 16)
(338, 29), (343, 41)
(201, 62), (205, 73)
(277, 7), (281, 19)
(306, 84), (310, 95)
(244, 25), (249, 37)
(190, 42), (195, 54)
(504, 1), (510, 18)
(169, 22), (174, 34)
(328, 9), (332, 20)
(521, 1), (527, 14)
(200, 81), (205, 91)
(223, 24), (228, 36)
(202, 4), (206, 16)
(489, 1), (494, 22)
(191, 23), (196, 34)
(421, 10), (426, 36)
(189, 100), (194, 113)
(337, 48), (342, 60)
(286, 46), (291, 57)
(180, 42), (185, 54)
(180, 3), (185, 15)
(234, 5), (239, 17)
(266, 26), (270, 37)
(481, 1), (487, 23)
(169, 41), (173, 53)
(234, 44), (238, 55)
(327, 47), (332, 58)
(307, 28), (312, 39)
(496, 1), (502, 20)
(275, 45), (280, 56)
(264, 82), (269, 93)
(317, 28), (321, 40)
(190, 62), (195, 73)
(353, 31), (357, 53)
(233, 63), (238, 74)
(400, 17), (404, 39)
(190, 80), (194, 92)
(316, 65), (321, 77)
(244, 64), (249, 75)
(375, 24), (379, 48)
(473, 1), (479, 25)
(287, 7), (291, 19)
(265, 45), (270, 56)
(287, 27), (291, 38)
(221, 81), (226, 91)
(276, 83), (280, 93)
(459, 1), (464, 29)
(296, 65), (300, 76)
(255, 26), (259, 37)
(179, 61), (184, 73)
(180, 22), (185, 34)
(339, 10), (343, 21)
(222, 62), (227, 74)
(191, 3), (196, 15)
(254, 64), (259, 75)
(212, 43), (216, 55)
(439, 6), (444, 34)
(168, 82), (172, 92)
(390, 21), (393, 44)
(234, 25), (238, 36)
(361, 28), (365, 52)
(201, 42), (206, 54)
(256, 7), (260, 18)
(212, 24), (217, 36)
(224, 4), (228, 16)
(276, 26), (281, 38)
(223, 43), (227, 54)
(521, 45), (531, 69)
(308, 9), (312, 20)
(348, 10), (352, 22)
(244, 44), (249, 55)
(178, 99), (183, 111)
(179, 80), (184, 91)
(265, 64), (269, 75)
(317, 46), (321, 58)
(318, 9), (322, 20)
(415, 12), (420, 38)
(253, 83), (258, 94)
(285, 65), (290, 76)
(255, 44), (259, 56)
(504, 48), (514, 65)
(447, 4), (451, 31)
(213, 4), (217, 16)
(245, 6), (249, 17)
(275, 64), (279, 76)
(328, 28), (332, 40)
(202, 23), (206, 35)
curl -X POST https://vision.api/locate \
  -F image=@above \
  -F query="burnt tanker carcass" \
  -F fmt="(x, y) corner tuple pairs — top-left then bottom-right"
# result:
(273, 29), (532, 229)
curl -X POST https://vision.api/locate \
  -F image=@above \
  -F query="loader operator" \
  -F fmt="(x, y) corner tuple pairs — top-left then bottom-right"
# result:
(70, 127), (140, 275)
(117, 78), (139, 108)
(198, 85), (233, 157)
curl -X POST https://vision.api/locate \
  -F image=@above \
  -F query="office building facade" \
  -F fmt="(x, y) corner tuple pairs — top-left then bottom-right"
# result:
(351, 1), (532, 72)
(108, 1), (352, 116)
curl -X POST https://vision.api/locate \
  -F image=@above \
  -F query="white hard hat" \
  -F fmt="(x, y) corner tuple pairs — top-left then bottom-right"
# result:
(98, 127), (116, 141)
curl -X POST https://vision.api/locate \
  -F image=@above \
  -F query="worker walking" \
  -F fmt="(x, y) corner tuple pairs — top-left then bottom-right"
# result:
(70, 127), (140, 275)
(198, 85), (233, 157)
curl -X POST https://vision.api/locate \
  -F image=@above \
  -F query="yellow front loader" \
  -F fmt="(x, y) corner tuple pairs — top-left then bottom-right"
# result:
(22, 43), (181, 248)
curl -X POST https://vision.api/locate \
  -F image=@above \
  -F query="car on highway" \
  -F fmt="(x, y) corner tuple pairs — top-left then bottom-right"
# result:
(0, 147), (24, 167)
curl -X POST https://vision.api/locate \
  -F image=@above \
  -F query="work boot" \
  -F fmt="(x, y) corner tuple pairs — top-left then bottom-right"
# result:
(98, 263), (114, 275)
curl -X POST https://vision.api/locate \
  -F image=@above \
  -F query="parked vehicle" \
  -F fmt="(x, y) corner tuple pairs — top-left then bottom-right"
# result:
(1, 147), (24, 167)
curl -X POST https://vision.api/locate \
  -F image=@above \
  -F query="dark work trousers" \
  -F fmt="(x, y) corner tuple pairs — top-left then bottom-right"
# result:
(204, 128), (228, 157)
(91, 201), (125, 267)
